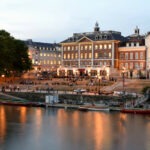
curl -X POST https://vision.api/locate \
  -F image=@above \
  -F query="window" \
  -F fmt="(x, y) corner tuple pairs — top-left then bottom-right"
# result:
(89, 53), (92, 59)
(85, 45), (88, 50)
(131, 43), (134, 47)
(85, 53), (87, 59)
(104, 44), (107, 49)
(80, 53), (83, 59)
(75, 53), (78, 58)
(125, 53), (128, 60)
(89, 45), (92, 50)
(135, 63), (139, 69)
(130, 53), (133, 60)
(95, 53), (98, 58)
(68, 54), (70, 59)
(120, 53), (124, 59)
(125, 63), (128, 69)
(95, 45), (98, 49)
(109, 52), (111, 58)
(99, 45), (103, 49)
(80, 46), (83, 50)
(68, 46), (70, 51)
(64, 54), (66, 59)
(135, 52), (138, 59)
(71, 53), (74, 59)
(136, 42), (139, 46)
(140, 63), (143, 69)
(108, 44), (112, 49)
(130, 63), (133, 69)
(140, 52), (143, 59)
(126, 43), (129, 47)
(100, 62), (103, 66)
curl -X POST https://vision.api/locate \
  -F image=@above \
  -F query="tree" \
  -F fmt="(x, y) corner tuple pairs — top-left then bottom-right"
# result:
(0, 30), (32, 77)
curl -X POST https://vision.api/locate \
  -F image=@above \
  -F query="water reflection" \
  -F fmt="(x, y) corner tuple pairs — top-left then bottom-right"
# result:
(0, 106), (150, 150)
(0, 106), (6, 144)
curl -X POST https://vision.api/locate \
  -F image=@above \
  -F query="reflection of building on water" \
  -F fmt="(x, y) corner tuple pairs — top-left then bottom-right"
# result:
(0, 107), (6, 143)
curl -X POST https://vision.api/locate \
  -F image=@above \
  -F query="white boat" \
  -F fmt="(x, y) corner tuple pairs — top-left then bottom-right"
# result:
(87, 106), (110, 112)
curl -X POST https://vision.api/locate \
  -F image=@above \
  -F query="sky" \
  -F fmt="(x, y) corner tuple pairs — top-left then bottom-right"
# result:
(1, 0), (150, 43)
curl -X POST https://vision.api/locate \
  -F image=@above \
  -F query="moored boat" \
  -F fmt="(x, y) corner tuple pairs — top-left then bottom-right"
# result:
(121, 108), (150, 114)
(87, 106), (110, 111)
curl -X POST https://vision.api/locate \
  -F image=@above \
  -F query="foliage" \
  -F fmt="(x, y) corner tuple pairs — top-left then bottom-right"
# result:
(0, 30), (32, 76)
(141, 86), (150, 94)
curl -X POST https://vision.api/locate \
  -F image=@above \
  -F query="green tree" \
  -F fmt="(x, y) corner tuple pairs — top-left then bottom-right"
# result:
(0, 30), (32, 77)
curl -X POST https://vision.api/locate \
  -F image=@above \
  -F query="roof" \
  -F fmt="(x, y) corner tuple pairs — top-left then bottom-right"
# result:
(61, 30), (127, 43)
(24, 39), (60, 48)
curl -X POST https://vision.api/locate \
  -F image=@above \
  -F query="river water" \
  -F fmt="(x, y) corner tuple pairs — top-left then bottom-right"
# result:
(0, 105), (150, 150)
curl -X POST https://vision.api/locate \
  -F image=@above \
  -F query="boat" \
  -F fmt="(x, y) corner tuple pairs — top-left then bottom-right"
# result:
(78, 106), (89, 111)
(78, 103), (110, 112)
(87, 106), (110, 111)
(121, 108), (150, 114)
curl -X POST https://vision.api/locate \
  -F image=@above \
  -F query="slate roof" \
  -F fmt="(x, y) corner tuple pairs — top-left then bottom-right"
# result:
(61, 30), (127, 43)
(24, 39), (60, 48)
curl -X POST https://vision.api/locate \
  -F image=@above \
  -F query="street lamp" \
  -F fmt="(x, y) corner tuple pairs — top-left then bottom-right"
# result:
(97, 75), (101, 95)
(122, 67), (125, 94)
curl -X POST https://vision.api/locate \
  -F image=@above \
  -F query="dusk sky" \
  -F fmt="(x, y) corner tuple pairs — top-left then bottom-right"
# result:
(1, 0), (150, 43)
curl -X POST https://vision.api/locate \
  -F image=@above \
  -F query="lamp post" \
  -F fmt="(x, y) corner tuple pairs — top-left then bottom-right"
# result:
(97, 76), (101, 95)
(122, 68), (125, 94)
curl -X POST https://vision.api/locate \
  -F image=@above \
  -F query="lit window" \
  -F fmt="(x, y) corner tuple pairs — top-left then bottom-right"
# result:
(40, 53), (42, 56)
(68, 54), (70, 59)
(80, 46), (83, 50)
(71, 53), (74, 59)
(44, 53), (46, 57)
(75, 53), (78, 58)
(109, 52), (111, 58)
(89, 45), (92, 50)
(89, 53), (92, 58)
(64, 54), (66, 59)
(85, 53), (87, 59)
(85, 45), (88, 50)
(95, 45), (98, 49)
(95, 53), (98, 58)
(68, 46), (70, 51)
(81, 53), (83, 59)
(104, 44), (107, 49)
(108, 44), (112, 49)
(99, 45), (102, 49)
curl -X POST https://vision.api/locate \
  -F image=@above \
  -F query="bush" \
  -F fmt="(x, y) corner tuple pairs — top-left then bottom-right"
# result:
(142, 86), (150, 94)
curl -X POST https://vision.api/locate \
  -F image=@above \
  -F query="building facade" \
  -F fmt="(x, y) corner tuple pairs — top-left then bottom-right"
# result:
(58, 23), (126, 78)
(58, 24), (150, 79)
(25, 40), (61, 74)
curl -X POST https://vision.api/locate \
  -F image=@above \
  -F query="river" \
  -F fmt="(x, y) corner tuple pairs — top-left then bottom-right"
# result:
(0, 105), (150, 150)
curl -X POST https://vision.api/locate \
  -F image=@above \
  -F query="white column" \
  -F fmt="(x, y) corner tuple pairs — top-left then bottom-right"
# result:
(78, 43), (80, 68)
(91, 42), (94, 67)
(112, 42), (115, 68)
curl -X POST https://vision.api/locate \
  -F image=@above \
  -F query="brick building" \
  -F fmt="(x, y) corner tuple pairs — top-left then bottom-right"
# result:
(58, 23), (126, 78)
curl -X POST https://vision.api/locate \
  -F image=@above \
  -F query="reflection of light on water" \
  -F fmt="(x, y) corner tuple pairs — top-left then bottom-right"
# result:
(92, 112), (111, 150)
(119, 114), (127, 134)
(20, 107), (27, 124)
(34, 109), (42, 138)
(0, 107), (6, 143)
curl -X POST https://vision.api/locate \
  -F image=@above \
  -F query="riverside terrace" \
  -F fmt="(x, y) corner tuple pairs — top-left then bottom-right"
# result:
(0, 77), (117, 95)
(0, 76), (150, 94)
